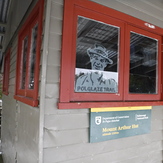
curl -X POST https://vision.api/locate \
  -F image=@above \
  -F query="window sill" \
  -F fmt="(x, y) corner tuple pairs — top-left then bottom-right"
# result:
(14, 95), (38, 107)
(2, 92), (9, 96)
(58, 101), (163, 109)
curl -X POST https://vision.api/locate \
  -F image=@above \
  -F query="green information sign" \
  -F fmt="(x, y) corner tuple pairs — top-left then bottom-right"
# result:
(90, 106), (151, 143)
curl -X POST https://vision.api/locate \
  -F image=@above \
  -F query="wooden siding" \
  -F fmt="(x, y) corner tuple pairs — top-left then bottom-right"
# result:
(2, 36), (41, 163)
(90, 0), (163, 28)
(43, 0), (163, 163)
(3, 0), (33, 51)
(1, 0), (41, 163)
(43, 107), (163, 162)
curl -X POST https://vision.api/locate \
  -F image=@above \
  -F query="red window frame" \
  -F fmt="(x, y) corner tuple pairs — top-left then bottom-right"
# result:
(14, 0), (44, 107)
(70, 7), (125, 102)
(3, 49), (10, 95)
(59, 0), (163, 109)
(124, 25), (162, 101)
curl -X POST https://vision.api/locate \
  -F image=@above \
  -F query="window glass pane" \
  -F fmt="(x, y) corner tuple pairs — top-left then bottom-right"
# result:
(75, 16), (119, 93)
(129, 32), (158, 94)
(21, 36), (28, 89)
(28, 24), (38, 89)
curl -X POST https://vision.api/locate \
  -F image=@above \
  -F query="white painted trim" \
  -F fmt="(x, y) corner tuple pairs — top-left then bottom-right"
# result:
(38, 0), (52, 162)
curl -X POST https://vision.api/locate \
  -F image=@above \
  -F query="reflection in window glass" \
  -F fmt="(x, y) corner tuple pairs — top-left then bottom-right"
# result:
(129, 32), (158, 94)
(28, 24), (38, 89)
(21, 36), (28, 89)
(75, 16), (119, 93)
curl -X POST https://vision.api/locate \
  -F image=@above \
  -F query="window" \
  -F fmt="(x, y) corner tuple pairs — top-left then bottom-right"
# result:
(124, 25), (162, 101)
(14, 0), (44, 106)
(72, 14), (125, 102)
(59, 0), (163, 109)
(3, 49), (10, 95)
